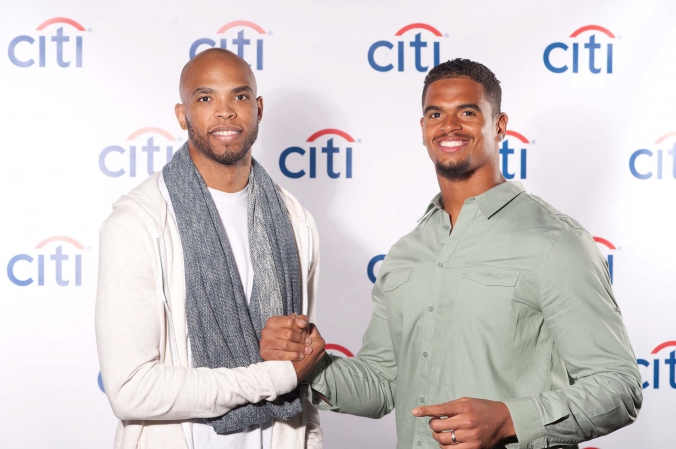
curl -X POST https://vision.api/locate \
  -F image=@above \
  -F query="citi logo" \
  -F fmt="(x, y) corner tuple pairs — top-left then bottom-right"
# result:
(279, 129), (356, 179)
(99, 127), (179, 178)
(593, 237), (616, 284)
(190, 20), (266, 69)
(637, 341), (676, 389)
(8, 17), (85, 68)
(325, 344), (354, 358)
(629, 132), (676, 180)
(7, 236), (84, 287)
(368, 254), (385, 283)
(500, 131), (531, 180)
(368, 23), (442, 72)
(544, 25), (615, 74)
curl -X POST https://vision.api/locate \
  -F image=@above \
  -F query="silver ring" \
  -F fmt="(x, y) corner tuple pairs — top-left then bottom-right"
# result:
(451, 429), (458, 444)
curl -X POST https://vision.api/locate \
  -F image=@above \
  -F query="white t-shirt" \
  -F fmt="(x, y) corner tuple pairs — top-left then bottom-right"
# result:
(189, 185), (273, 449)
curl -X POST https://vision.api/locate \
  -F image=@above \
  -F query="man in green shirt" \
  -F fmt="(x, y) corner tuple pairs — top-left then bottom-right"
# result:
(260, 58), (642, 449)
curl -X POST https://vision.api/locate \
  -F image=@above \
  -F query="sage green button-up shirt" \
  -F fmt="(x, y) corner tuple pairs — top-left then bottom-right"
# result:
(309, 182), (642, 449)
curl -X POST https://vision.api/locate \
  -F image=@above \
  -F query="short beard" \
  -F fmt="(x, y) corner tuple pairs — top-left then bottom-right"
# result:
(186, 119), (258, 165)
(435, 157), (474, 181)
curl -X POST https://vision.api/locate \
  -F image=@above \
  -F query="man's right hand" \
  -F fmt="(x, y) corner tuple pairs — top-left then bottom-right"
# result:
(260, 315), (325, 381)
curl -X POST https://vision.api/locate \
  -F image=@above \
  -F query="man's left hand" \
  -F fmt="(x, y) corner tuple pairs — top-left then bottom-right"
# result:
(412, 397), (515, 448)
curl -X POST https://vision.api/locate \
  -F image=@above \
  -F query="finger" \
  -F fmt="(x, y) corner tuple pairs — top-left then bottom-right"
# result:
(295, 314), (309, 329)
(260, 349), (304, 362)
(428, 416), (467, 432)
(413, 402), (462, 418)
(261, 339), (309, 354)
(261, 328), (310, 347)
(306, 324), (325, 350)
(273, 327), (309, 344)
(439, 444), (474, 449)
(306, 323), (324, 339)
(432, 430), (472, 449)
(434, 429), (474, 447)
(265, 315), (306, 333)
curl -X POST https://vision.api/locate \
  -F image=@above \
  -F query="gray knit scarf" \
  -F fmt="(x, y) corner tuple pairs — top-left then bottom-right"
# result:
(163, 143), (302, 434)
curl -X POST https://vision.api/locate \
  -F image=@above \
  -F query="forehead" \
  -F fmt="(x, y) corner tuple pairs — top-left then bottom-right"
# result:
(182, 55), (255, 91)
(424, 77), (488, 109)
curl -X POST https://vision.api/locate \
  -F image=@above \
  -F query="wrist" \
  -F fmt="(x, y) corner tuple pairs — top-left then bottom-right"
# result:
(498, 401), (516, 439)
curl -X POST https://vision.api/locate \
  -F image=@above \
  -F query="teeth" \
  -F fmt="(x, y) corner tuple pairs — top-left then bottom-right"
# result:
(440, 140), (465, 148)
(213, 130), (238, 135)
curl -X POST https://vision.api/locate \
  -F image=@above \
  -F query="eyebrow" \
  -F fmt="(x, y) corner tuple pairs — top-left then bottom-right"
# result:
(423, 103), (483, 115)
(191, 87), (214, 98)
(231, 86), (253, 94)
(423, 105), (443, 115)
(456, 103), (482, 112)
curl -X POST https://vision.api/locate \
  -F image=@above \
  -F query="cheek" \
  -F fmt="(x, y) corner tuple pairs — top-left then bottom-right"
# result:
(423, 122), (437, 139)
(188, 108), (209, 128)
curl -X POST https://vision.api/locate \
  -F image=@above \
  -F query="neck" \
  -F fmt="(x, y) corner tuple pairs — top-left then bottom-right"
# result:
(188, 143), (252, 193)
(438, 166), (505, 226)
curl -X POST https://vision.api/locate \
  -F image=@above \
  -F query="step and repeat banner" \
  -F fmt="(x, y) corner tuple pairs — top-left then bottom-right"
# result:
(1, 0), (675, 447)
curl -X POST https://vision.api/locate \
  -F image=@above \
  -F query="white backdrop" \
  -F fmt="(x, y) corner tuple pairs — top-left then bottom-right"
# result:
(1, 1), (675, 448)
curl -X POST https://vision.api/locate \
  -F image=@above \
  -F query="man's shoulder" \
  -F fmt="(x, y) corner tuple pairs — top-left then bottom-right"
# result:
(512, 191), (585, 234)
(103, 172), (166, 232)
(509, 192), (599, 260)
(277, 184), (313, 226)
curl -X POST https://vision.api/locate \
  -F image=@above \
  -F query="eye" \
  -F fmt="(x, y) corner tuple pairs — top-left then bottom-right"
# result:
(461, 110), (476, 116)
(429, 112), (441, 119)
(234, 94), (249, 101)
(197, 96), (210, 102)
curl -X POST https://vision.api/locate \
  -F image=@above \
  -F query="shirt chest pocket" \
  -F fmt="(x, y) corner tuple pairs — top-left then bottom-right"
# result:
(459, 264), (520, 318)
(379, 268), (413, 344)
(382, 268), (413, 293)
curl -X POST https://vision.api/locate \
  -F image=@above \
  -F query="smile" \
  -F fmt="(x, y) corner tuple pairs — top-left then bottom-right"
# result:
(209, 126), (243, 143)
(439, 141), (466, 148)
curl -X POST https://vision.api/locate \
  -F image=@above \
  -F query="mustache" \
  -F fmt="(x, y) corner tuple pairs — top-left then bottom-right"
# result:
(433, 132), (473, 141)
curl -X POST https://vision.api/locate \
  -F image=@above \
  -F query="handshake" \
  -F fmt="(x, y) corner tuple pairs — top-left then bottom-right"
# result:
(260, 314), (326, 381)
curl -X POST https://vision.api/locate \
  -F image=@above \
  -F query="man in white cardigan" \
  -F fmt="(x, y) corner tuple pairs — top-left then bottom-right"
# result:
(95, 48), (324, 449)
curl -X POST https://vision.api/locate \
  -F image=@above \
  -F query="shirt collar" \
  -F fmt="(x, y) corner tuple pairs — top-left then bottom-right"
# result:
(420, 182), (525, 221)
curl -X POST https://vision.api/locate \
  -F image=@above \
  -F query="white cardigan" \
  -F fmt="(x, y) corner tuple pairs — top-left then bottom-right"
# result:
(95, 172), (322, 449)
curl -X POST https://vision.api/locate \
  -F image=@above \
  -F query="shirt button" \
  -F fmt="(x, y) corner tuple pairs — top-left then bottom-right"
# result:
(423, 352), (428, 358)
(443, 225), (449, 229)
(417, 441), (422, 447)
(437, 262), (443, 267)
(420, 396), (425, 403)
(527, 444), (533, 449)
(428, 306), (434, 312)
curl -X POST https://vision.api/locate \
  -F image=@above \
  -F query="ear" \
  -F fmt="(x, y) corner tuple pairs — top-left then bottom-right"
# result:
(495, 112), (508, 141)
(420, 117), (427, 146)
(175, 104), (187, 130)
(256, 96), (264, 123)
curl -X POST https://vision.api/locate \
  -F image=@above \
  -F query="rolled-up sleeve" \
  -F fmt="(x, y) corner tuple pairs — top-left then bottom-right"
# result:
(307, 282), (397, 419)
(504, 228), (642, 449)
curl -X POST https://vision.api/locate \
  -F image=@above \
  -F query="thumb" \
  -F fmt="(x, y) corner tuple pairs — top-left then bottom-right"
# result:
(295, 314), (309, 328)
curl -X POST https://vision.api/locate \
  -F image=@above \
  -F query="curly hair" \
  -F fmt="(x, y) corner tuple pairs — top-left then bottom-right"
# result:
(422, 58), (502, 116)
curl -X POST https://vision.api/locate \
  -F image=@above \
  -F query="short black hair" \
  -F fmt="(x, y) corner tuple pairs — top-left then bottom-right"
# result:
(422, 58), (502, 116)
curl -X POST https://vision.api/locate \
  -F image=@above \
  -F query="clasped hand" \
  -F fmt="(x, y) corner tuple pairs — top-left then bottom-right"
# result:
(259, 314), (325, 381)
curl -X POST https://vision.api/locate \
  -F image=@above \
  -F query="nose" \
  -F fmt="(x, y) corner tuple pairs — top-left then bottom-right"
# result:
(215, 100), (236, 120)
(440, 114), (462, 133)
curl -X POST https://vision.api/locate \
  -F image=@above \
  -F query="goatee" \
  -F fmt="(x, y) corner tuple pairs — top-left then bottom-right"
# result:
(435, 157), (474, 181)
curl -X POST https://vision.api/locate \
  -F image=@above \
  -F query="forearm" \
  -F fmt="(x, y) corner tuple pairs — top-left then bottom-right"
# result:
(502, 228), (644, 448)
(307, 354), (396, 419)
(102, 359), (297, 421)
(504, 370), (642, 449)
